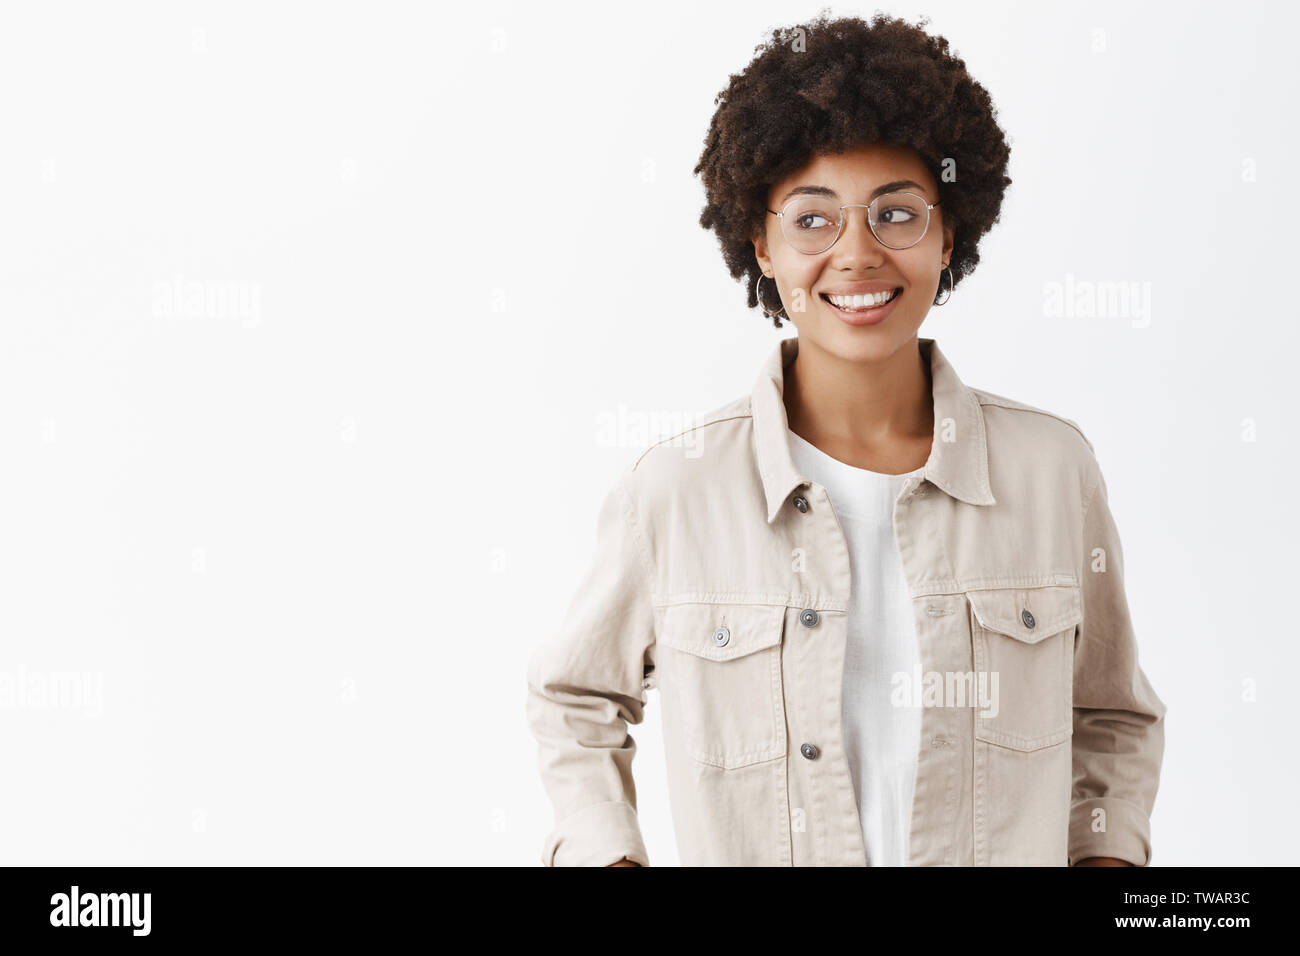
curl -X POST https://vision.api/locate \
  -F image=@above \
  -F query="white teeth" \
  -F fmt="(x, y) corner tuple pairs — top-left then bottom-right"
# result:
(827, 289), (897, 309)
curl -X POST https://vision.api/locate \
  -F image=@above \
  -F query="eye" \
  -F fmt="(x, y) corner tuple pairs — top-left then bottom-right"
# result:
(878, 206), (917, 224)
(793, 213), (832, 230)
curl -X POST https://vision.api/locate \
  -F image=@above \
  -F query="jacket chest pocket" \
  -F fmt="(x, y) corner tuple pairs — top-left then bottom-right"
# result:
(966, 584), (1082, 752)
(654, 603), (787, 770)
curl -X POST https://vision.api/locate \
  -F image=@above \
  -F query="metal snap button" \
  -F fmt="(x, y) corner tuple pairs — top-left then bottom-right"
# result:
(799, 608), (819, 628)
(793, 495), (808, 513)
(1021, 609), (1035, 629)
(712, 625), (730, 647)
(800, 743), (819, 760)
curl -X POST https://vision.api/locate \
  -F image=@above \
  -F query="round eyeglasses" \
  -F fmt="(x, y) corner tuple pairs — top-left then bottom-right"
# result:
(766, 191), (941, 254)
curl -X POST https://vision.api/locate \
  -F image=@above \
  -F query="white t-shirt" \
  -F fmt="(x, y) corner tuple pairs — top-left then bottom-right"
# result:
(786, 428), (924, 866)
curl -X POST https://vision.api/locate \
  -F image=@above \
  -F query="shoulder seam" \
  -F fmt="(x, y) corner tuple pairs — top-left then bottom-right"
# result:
(972, 389), (1095, 453)
(612, 475), (658, 599)
(1080, 454), (1104, 533)
(610, 474), (661, 662)
(630, 408), (754, 471)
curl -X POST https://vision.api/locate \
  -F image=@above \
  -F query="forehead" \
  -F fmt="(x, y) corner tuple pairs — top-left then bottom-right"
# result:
(769, 143), (936, 201)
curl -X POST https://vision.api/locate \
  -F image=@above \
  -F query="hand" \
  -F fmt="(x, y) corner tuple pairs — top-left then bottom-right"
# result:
(608, 858), (642, 866)
(1074, 856), (1134, 866)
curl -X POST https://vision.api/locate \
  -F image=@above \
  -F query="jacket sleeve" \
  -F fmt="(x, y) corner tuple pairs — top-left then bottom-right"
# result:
(525, 467), (657, 867)
(1069, 455), (1167, 866)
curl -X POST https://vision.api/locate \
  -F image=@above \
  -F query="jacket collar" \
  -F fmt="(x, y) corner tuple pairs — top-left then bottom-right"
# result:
(751, 335), (997, 523)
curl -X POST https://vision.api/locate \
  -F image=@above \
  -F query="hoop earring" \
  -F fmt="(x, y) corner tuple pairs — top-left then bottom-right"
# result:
(934, 266), (954, 306)
(757, 272), (787, 322)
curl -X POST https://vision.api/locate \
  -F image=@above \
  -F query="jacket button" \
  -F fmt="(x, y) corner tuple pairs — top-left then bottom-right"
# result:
(799, 608), (819, 627)
(1021, 609), (1035, 629)
(712, 625), (730, 647)
(793, 495), (808, 513)
(800, 743), (819, 760)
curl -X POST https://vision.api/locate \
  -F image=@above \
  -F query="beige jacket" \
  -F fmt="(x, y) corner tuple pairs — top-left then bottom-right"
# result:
(525, 336), (1166, 866)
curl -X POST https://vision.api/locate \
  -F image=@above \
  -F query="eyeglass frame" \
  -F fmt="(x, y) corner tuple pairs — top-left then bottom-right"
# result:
(765, 190), (942, 254)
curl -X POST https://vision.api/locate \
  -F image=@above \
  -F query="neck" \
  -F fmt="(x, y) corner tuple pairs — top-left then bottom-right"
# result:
(783, 335), (934, 467)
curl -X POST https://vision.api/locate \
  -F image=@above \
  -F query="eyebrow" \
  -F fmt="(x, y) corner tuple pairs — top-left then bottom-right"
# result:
(779, 179), (928, 205)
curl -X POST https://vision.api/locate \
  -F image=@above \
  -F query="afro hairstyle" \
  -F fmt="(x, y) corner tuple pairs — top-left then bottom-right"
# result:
(694, 10), (1013, 326)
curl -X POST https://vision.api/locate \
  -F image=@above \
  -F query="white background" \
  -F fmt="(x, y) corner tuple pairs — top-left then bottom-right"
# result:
(0, 0), (1294, 865)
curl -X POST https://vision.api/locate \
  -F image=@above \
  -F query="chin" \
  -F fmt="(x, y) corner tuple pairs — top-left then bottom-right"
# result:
(819, 322), (918, 363)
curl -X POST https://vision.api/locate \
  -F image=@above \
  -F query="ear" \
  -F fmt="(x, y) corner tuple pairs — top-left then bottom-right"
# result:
(752, 234), (772, 277)
(941, 222), (955, 268)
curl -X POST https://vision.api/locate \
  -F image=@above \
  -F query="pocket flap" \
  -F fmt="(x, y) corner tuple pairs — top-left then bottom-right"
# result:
(967, 584), (1082, 644)
(656, 603), (786, 661)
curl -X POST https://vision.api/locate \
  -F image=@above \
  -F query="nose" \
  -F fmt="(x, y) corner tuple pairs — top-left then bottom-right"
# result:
(831, 204), (887, 264)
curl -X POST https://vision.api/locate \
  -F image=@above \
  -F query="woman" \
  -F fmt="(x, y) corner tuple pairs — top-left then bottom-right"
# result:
(526, 12), (1165, 867)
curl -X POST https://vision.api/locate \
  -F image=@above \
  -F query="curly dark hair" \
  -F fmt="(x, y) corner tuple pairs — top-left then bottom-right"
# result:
(694, 10), (1013, 327)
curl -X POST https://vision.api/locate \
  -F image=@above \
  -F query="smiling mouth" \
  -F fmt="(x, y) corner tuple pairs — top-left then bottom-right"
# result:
(820, 288), (902, 312)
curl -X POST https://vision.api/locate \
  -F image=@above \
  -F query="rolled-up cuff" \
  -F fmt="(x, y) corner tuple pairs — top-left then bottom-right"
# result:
(542, 801), (650, 867)
(1068, 797), (1153, 866)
